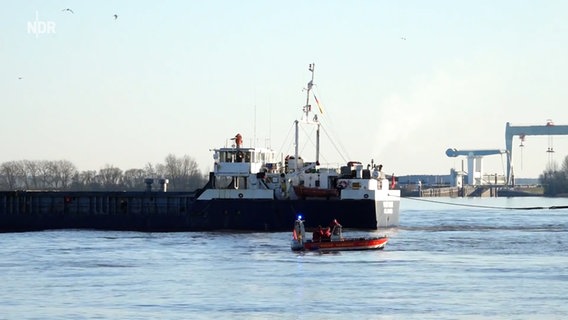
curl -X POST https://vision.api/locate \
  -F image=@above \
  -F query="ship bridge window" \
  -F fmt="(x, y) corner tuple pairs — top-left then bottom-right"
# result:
(235, 151), (244, 162)
(219, 151), (231, 162)
(219, 150), (253, 163)
(220, 151), (240, 163)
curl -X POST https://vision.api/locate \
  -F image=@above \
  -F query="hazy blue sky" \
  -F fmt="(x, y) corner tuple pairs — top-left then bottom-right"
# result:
(2, 1), (568, 178)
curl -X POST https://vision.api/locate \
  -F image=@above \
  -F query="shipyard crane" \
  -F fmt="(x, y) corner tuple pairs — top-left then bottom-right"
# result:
(505, 121), (568, 185)
(446, 148), (507, 186)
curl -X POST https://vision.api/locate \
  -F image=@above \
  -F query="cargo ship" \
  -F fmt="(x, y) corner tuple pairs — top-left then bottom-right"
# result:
(0, 64), (400, 232)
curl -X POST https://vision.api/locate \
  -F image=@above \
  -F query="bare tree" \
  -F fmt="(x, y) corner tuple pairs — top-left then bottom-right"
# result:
(0, 160), (78, 190)
(182, 155), (207, 190)
(11, 161), (27, 189)
(69, 170), (99, 190)
(24, 160), (41, 189)
(161, 154), (206, 191)
(38, 160), (55, 189)
(0, 154), (207, 191)
(124, 168), (146, 190)
(54, 160), (77, 190)
(81, 170), (98, 187)
(540, 155), (568, 196)
(98, 165), (124, 190)
(144, 162), (157, 177)
(562, 155), (568, 173)
(163, 154), (181, 190)
(0, 161), (20, 190)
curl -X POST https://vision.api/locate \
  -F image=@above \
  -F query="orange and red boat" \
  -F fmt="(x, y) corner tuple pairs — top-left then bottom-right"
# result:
(291, 216), (388, 251)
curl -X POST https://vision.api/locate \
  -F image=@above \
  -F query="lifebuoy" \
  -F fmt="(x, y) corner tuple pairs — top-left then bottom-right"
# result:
(238, 193), (244, 198)
(338, 180), (348, 189)
(364, 194), (369, 199)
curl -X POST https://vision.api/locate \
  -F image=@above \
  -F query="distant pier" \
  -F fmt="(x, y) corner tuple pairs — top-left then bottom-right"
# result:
(401, 185), (543, 198)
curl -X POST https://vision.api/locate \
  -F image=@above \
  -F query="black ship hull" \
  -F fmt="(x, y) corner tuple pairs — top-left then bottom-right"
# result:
(0, 191), (399, 232)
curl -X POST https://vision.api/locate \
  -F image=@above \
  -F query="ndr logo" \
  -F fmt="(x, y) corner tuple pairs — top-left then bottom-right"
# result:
(27, 11), (56, 38)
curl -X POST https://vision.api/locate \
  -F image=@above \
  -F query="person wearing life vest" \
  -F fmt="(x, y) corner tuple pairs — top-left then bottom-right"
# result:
(322, 226), (331, 240)
(313, 225), (323, 242)
(234, 133), (243, 147)
(330, 219), (342, 236)
(330, 218), (341, 228)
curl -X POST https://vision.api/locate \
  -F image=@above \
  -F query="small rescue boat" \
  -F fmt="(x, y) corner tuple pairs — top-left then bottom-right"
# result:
(291, 215), (388, 251)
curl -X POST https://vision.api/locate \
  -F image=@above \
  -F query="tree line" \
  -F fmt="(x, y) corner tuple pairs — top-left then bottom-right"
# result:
(4, 153), (568, 195)
(0, 154), (208, 192)
(540, 155), (568, 196)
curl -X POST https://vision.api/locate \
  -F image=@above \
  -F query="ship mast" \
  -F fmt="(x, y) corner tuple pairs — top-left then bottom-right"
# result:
(303, 63), (315, 121)
(295, 63), (320, 172)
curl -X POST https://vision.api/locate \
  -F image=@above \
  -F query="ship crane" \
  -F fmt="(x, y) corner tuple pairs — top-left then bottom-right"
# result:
(519, 134), (525, 170)
(546, 119), (555, 169)
(445, 148), (507, 186)
(505, 121), (568, 185)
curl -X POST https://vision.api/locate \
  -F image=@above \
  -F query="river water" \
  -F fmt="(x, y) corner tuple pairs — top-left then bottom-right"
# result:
(1, 197), (567, 319)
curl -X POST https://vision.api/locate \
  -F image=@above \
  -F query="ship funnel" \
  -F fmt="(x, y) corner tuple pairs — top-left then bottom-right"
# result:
(144, 178), (153, 192)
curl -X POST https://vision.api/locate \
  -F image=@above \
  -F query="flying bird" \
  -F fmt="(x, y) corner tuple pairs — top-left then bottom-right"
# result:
(114, 14), (118, 20)
(62, 8), (74, 14)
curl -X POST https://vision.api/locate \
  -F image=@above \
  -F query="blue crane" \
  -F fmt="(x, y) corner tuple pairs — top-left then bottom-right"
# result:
(446, 148), (507, 186)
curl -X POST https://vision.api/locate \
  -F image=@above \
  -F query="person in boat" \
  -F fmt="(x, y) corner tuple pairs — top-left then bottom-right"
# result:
(313, 225), (323, 242)
(322, 226), (331, 241)
(329, 219), (342, 236)
(330, 219), (341, 228)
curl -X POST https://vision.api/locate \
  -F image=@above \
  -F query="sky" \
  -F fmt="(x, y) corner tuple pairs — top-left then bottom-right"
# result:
(2, 1), (568, 179)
